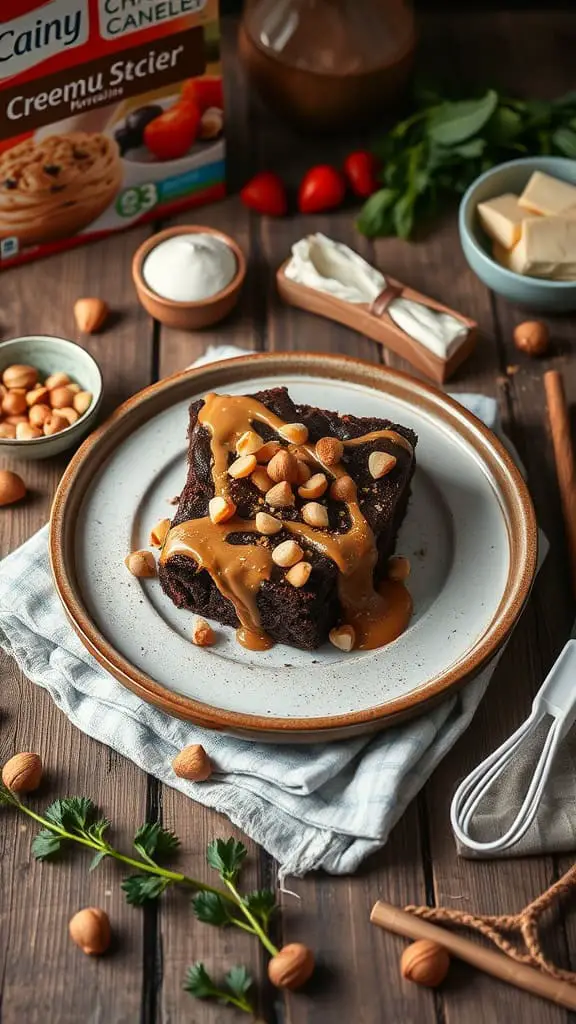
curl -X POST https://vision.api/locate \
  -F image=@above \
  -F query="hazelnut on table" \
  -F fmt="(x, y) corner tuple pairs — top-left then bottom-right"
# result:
(513, 320), (549, 357)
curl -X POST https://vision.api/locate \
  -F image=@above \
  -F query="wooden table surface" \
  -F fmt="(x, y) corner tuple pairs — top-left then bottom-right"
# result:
(1, 11), (576, 1024)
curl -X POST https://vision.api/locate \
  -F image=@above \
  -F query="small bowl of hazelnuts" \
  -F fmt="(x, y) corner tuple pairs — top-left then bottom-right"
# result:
(0, 335), (103, 460)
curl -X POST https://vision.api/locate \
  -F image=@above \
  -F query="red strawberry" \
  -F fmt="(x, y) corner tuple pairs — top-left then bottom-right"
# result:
(240, 172), (288, 216)
(298, 165), (346, 214)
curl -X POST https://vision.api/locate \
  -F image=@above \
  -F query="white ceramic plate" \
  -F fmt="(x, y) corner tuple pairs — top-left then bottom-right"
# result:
(50, 354), (537, 741)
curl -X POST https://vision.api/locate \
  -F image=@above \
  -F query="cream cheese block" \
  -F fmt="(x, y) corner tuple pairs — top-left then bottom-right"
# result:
(519, 171), (576, 217)
(477, 193), (526, 248)
(495, 216), (576, 280)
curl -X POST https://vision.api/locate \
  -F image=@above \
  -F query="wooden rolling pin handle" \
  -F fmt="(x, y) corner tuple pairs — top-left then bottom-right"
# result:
(370, 901), (576, 1011)
(544, 370), (576, 598)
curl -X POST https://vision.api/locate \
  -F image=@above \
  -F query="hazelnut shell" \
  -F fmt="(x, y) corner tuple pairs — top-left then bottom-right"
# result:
(400, 939), (450, 988)
(2, 751), (42, 793)
(69, 907), (111, 955)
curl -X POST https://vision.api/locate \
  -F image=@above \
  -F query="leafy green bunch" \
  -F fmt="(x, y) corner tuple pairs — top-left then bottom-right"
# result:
(0, 781), (300, 1019)
(357, 88), (576, 240)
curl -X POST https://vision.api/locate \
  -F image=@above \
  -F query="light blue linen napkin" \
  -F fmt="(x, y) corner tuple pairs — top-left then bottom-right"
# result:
(0, 346), (523, 878)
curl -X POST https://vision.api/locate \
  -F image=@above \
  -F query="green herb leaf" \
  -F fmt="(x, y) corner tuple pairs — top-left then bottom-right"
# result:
(356, 188), (397, 237)
(121, 873), (171, 905)
(427, 89), (498, 146)
(206, 838), (247, 882)
(192, 891), (233, 927)
(44, 797), (96, 832)
(184, 962), (219, 1000)
(243, 889), (277, 927)
(133, 822), (180, 862)
(552, 127), (576, 158)
(487, 106), (523, 146)
(0, 782), (17, 807)
(87, 818), (110, 845)
(31, 829), (63, 860)
(392, 192), (416, 240)
(89, 850), (107, 872)
(224, 964), (254, 1001)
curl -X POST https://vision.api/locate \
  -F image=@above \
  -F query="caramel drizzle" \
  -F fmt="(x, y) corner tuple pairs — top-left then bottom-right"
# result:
(161, 392), (413, 650)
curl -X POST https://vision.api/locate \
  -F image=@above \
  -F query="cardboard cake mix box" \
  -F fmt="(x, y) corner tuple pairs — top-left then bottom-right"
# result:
(0, 0), (225, 267)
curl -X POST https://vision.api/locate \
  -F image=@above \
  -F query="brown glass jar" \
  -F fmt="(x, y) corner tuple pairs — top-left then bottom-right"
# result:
(239, 0), (415, 131)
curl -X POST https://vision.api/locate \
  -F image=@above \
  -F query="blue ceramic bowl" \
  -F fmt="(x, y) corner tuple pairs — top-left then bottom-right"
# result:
(459, 156), (576, 312)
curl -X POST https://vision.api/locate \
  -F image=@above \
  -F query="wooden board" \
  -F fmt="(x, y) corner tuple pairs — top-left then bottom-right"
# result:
(1, 11), (575, 1024)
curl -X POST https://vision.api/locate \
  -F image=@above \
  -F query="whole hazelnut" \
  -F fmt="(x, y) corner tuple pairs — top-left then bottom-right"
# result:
(26, 386), (49, 407)
(73, 391), (93, 416)
(0, 423), (16, 439)
(2, 364), (38, 390)
(29, 403), (52, 427)
(16, 422), (42, 440)
(50, 386), (75, 409)
(268, 943), (315, 990)
(513, 320), (549, 357)
(2, 752), (42, 793)
(0, 469), (26, 506)
(43, 414), (68, 436)
(2, 390), (27, 416)
(172, 743), (212, 781)
(400, 939), (450, 988)
(58, 407), (79, 426)
(45, 372), (70, 390)
(69, 907), (111, 955)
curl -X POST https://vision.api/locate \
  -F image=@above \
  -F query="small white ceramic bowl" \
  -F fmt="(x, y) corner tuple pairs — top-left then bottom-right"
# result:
(0, 335), (103, 460)
(459, 156), (576, 312)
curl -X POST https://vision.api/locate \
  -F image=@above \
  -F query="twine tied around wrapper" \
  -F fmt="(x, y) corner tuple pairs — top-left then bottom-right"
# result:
(405, 861), (576, 982)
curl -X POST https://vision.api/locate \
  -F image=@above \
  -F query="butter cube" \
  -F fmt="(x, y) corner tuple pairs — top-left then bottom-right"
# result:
(513, 216), (576, 279)
(519, 171), (576, 217)
(492, 241), (526, 275)
(478, 194), (526, 248)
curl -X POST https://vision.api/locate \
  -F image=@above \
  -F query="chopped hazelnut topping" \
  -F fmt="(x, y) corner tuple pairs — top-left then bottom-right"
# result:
(251, 467), (273, 492)
(285, 562), (312, 588)
(368, 451), (397, 479)
(315, 436), (344, 466)
(149, 518), (171, 548)
(256, 440), (282, 463)
(255, 511), (283, 535)
(228, 454), (258, 479)
(301, 502), (329, 529)
(329, 624), (356, 652)
(330, 476), (357, 502)
(267, 449), (299, 484)
(236, 429), (263, 456)
(278, 422), (308, 445)
(272, 539), (304, 568)
(298, 473), (328, 500)
(208, 496), (236, 524)
(125, 550), (156, 578)
(296, 460), (312, 485)
(192, 617), (216, 646)
(265, 481), (295, 508)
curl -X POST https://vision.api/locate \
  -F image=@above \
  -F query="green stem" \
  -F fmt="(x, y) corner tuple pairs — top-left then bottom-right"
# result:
(10, 797), (235, 904)
(225, 879), (279, 958)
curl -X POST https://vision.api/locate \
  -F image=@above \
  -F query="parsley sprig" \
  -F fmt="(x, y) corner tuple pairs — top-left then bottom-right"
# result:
(184, 963), (256, 1015)
(0, 784), (278, 956)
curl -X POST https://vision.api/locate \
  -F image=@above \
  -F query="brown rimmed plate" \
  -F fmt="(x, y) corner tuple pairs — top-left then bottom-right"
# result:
(50, 353), (538, 742)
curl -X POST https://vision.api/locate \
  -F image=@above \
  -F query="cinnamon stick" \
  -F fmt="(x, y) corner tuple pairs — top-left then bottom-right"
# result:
(544, 370), (576, 598)
(370, 901), (576, 1010)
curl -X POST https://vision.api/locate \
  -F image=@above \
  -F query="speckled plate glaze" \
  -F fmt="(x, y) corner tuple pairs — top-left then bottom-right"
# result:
(50, 354), (537, 742)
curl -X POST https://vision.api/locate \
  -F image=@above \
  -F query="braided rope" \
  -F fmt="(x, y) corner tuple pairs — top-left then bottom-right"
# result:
(405, 862), (576, 982)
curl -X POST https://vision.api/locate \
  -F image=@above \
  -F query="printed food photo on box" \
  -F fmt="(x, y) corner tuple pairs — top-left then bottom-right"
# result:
(0, 0), (225, 268)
